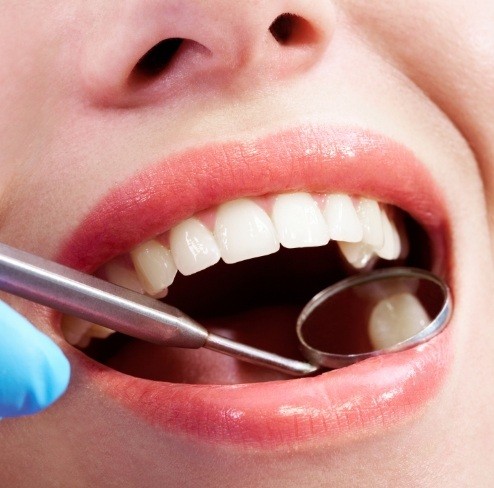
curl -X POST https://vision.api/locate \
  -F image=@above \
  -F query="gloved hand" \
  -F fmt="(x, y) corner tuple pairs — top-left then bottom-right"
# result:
(0, 300), (70, 418)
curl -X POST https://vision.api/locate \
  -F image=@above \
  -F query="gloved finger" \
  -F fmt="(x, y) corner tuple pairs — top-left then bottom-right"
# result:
(0, 300), (70, 418)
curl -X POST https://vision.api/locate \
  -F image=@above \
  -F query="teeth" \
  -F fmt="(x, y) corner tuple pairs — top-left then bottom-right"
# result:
(104, 260), (145, 294)
(61, 315), (93, 346)
(337, 241), (376, 269)
(271, 192), (330, 248)
(323, 193), (363, 242)
(61, 316), (115, 347)
(356, 198), (384, 248)
(376, 210), (401, 260)
(214, 198), (280, 264)
(97, 193), (405, 300)
(130, 240), (177, 295)
(368, 293), (430, 350)
(169, 218), (221, 275)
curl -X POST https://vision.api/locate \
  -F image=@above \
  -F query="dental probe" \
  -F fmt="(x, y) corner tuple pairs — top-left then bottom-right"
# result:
(0, 243), (319, 377)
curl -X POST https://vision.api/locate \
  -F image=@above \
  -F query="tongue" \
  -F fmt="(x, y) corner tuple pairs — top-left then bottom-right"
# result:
(105, 305), (302, 384)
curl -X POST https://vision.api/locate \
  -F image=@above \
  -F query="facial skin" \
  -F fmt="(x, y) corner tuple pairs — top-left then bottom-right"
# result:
(1, 1), (494, 486)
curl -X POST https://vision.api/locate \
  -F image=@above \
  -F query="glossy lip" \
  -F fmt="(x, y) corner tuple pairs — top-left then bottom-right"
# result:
(58, 125), (453, 448)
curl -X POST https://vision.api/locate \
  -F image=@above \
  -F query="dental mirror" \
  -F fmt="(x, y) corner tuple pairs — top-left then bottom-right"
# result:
(0, 243), (451, 377)
(296, 267), (452, 370)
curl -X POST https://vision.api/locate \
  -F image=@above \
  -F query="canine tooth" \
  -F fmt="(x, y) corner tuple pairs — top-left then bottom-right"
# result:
(169, 218), (221, 275)
(214, 198), (280, 264)
(104, 260), (145, 294)
(357, 198), (384, 248)
(323, 193), (363, 242)
(130, 240), (177, 295)
(338, 241), (376, 269)
(376, 210), (401, 260)
(368, 293), (430, 350)
(272, 192), (330, 248)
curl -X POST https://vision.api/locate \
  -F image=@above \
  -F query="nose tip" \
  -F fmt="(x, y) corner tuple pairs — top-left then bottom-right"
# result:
(82, 1), (336, 106)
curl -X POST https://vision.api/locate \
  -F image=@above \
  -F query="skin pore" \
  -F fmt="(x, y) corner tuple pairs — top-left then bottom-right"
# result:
(1, 1), (494, 486)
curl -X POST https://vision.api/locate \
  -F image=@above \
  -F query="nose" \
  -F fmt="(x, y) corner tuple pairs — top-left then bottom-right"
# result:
(82, 1), (336, 106)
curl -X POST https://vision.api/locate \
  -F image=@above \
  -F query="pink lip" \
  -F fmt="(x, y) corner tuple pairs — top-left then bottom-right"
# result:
(59, 125), (453, 448)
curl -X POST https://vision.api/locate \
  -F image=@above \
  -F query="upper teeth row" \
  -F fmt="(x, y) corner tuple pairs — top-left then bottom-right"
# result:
(101, 192), (403, 297)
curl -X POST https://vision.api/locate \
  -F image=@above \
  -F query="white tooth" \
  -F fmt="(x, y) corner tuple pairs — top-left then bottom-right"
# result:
(214, 198), (280, 264)
(376, 210), (401, 260)
(368, 293), (431, 350)
(357, 198), (384, 247)
(130, 240), (177, 295)
(271, 192), (330, 248)
(169, 218), (221, 275)
(323, 193), (363, 242)
(104, 260), (145, 294)
(338, 241), (376, 269)
(61, 315), (93, 346)
(86, 323), (115, 340)
(62, 315), (116, 347)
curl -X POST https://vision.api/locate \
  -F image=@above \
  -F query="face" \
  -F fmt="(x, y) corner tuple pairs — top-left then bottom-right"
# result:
(1, 0), (494, 486)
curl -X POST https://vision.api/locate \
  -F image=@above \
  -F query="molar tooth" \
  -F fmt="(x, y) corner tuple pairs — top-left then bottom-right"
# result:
(376, 210), (401, 260)
(214, 198), (280, 264)
(170, 217), (221, 275)
(104, 260), (145, 294)
(272, 192), (330, 248)
(323, 193), (363, 242)
(357, 198), (384, 248)
(368, 293), (430, 350)
(338, 241), (376, 269)
(130, 240), (177, 295)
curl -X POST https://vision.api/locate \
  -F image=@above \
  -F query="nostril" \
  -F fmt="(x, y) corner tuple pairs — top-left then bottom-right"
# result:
(269, 13), (318, 46)
(132, 38), (184, 80)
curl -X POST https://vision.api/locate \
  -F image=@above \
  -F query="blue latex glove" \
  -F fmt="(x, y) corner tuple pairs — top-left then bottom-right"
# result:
(0, 300), (70, 418)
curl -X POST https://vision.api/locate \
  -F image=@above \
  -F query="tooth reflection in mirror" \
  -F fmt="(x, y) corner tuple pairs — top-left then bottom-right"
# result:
(368, 293), (430, 350)
(296, 268), (451, 369)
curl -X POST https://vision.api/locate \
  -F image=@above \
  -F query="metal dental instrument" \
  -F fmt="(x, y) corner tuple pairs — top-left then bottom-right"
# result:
(296, 267), (452, 370)
(0, 243), (451, 376)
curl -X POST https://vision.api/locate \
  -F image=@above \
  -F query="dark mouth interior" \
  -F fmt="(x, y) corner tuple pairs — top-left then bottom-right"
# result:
(79, 211), (431, 384)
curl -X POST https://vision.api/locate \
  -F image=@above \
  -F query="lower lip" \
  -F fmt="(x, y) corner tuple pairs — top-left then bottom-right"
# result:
(78, 326), (451, 448)
(59, 125), (453, 447)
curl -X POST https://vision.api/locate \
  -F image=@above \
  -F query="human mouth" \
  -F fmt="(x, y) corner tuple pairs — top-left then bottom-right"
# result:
(63, 192), (404, 349)
(57, 125), (452, 447)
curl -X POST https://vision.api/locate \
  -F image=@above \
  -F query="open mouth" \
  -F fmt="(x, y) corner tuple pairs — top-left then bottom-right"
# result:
(62, 192), (431, 384)
(56, 126), (452, 446)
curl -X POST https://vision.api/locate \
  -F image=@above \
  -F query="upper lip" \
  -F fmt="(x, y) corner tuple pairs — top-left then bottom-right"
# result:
(59, 124), (449, 274)
(57, 124), (453, 448)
